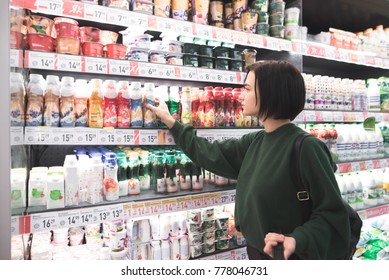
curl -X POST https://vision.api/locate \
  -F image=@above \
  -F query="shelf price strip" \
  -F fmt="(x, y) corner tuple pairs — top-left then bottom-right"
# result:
(10, 49), (23, 68)
(10, 127), (24, 146)
(94, 206), (112, 223)
(75, 128), (98, 144)
(115, 129), (135, 145)
(160, 198), (178, 214)
(52, 128), (75, 144)
(30, 212), (59, 233)
(24, 127), (51, 144)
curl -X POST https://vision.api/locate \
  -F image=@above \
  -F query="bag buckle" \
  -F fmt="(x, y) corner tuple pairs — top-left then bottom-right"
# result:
(297, 191), (309, 201)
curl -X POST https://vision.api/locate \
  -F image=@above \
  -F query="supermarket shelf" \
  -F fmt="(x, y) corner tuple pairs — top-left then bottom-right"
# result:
(336, 158), (389, 174)
(10, 49), (23, 68)
(10, 0), (389, 70)
(357, 203), (389, 220)
(193, 245), (248, 260)
(24, 51), (246, 84)
(16, 127), (260, 146)
(11, 187), (236, 235)
(295, 110), (389, 123)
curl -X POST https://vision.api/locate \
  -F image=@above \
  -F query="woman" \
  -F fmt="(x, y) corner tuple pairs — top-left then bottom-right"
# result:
(146, 60), (350, 260)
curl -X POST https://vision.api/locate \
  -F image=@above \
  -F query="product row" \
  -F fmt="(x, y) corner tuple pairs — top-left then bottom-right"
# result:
(300, 123), (388, 163)
(302, 74), (389, 112)
(11, 146), (234, 210)
(11, 73), (261, 128)
(356, 216), (389, 260)
(12, 205), (242, 260)
(335, 171), (389, 211)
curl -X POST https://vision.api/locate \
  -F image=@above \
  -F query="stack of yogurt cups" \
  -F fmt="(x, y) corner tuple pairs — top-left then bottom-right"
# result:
(268, 0), (286, 38)
(284, 7), (301, 40)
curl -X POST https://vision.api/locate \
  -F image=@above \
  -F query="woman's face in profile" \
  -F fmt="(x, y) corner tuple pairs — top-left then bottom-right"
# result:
(242, 71), (260, 117)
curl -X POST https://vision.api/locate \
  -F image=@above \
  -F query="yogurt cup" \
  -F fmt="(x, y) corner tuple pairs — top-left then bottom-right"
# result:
(210, 0), (224, 22)
(154, 0), (171, 17)
(232, 0), (248, 18)
(172, 0), (189, 21)
(285, 7), (300, 25)
(52, 228), (69, 243)
(109, 230), (127, 252)
(110, 249), (127, 260)
(242, 10), (259, 33)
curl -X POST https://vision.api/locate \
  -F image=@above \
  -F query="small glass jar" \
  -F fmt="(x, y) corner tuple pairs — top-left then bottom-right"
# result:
(242, 48), (257, 66)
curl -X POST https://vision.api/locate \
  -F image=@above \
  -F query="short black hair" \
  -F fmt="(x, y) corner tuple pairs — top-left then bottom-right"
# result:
(245, 60), (305, 121)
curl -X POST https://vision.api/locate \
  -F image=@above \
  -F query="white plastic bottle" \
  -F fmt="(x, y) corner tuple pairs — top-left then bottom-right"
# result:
(170, 237), (180, 260)
(343, 125), (353, 161)
(336, 125), (346, 162)
(77, 155), (91, 203)
(74, 79), (89, 127)
(375, 129), (385, 158)
(367, 131), (378, 159)
(63, 155), (79, 206)
(43, 75), (60, 127)
(351, 172), (364, 210)
(179, 236), (189, 260)
(350, 124), (360, 161)
(46, 171), (65, 209)
(103, 152), (119, 201)
(161, 239), (171, 260)
(358, 126), (369, 160)
(59, 76), (75, 127)
(336, 174), (347, 203)
(382, 168), (389, 201)
(374, 169), (385, 204)
(150, 216), (160, 240)
(345, 173), (357, 210)
(143, 82), (156, 127)
(130, 82), (143, 127)
(151, 240), (162, 260)
(28, 169), (47, 206)
(362, 170), (378, 206)
(367, 79), (380, 111)
(138, 219), (151, 243)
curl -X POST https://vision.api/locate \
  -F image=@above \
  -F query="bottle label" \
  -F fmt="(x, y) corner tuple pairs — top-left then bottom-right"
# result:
(131, 98), (143, 127)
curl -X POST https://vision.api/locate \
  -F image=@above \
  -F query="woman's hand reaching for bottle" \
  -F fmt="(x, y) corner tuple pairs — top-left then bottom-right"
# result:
(145, 100), (175, 129)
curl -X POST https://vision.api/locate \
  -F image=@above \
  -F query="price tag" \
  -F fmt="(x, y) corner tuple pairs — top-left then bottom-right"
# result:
(156, 17), (176, 32)
(35, 0), (63, 15)
(337, 163), (352, 174)
(315, 111), (324, 122)
(357, 55), (366, 65)
(51, 128), (75, 144)
(325, 47), (336, 60)
(107, 8), (131, 26)
(365, 56), (376, 66)
(10, 127), (24, 146)
(57, 210), (83, 227)
(177, 196), (193, 211)
(231, 31), (248, 44)
(129, 11), (148, 27)
(354, 112), (364, 122)
(10, 49), (22, 68)
(84, 3), (107, 22)
(57, 54), (82, 72)
(235, 248), (249, 260)
(365, 160), (374, 170)
(175, 21), (193, 35)
(207, 192), (221, 207)
(98, 129), (116, 144)
(366, 205), (389, 219)
(161, 198), (178, 214)
(140, 130), (158, 145)
(248, 34), (264, 48)
(216, 251), (233, 260)
(351, 162), (361, 172)
(291, 41), (302, 53)
(74, 128), (98, 144)
(279, 40), (292, 52)
(339, 50), (349, 62)
(266, 37), (280, 51)
(375, 58), (383, 67)
(196, 24), (213, 39)
(94, 206), (111, 223)
(197, 68), (213, 82)
(78, 208), (94, 225)
(373, 160), (381, 169)
(178, 66), (198, 80)
(333, 111), (344, 122)
(123, 203), (132, 218)
(165, 131), (175, 145)
(115, 129), (135, 145)
(225, 190), (236, 204)
(30, 212), (59, 232)
(160, 65), (175, 79)
(144, 200), (162, 215)
(11, 216), (19, 236)
(108, 59), (130, 76)
(27, 51), (56, 70)
(202, 133), (216, 143)
(109, 204), (124, 220)
(24, 127), (51, 144)
(131, 202), (146, 218)
(84, 57), (108, 74)
(304, 111), (316, 122)
(191, 194), (204, 209)
(349, 53), (358, 63)
(380, 159), (387, 168)
(375, 113), (384, 122)
(138, 62), (159, 77)
(322, 111), (333, 122)
(214, 27), (232, 42)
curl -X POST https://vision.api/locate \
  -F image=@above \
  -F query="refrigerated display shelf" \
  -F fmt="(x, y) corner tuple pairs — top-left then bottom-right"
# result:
(357, 203), (389, 220)
(336, 159), (389, 174)
(295, 110), (389, 123)
(11, 186), (236, 235)
(10, 0), (389, 70)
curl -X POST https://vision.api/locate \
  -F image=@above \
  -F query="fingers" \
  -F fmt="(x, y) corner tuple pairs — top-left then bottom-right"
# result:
(263, 233), (286, 258)
(263, 240), (278, 257)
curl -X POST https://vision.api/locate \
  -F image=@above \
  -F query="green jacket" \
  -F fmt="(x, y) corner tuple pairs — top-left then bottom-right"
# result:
(170, 121), (350, 259)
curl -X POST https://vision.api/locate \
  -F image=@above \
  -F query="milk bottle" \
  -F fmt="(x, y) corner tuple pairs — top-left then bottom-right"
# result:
(169, 86), (180, 122)
(345, 173), (357, 210)
(10, 169), (26, 209)
(362, 170), (378, 206)
(10, 72), (25, 126)
(59, 76), (75, 127)
(151, 240), (162, 260)
(103, 80), (118, 127)
(46, 171), (65, 209)
(26, 74), (45, 126)
(374, 169), (385, 204)
(383, 168), (389, 201)
(88, 79), (104, 128)
(77, 155), (91, 203)
(74, 79), (89, 127)
(117, 81), (131, 128)
(28, 169), (47, 206)
(103, 152), (119, 201)
(161, 239), (171, 260)
(367, 79), (380, 111)
(358, 126), (368, 159)
(351, 172), (364, 210)
(181, 87), (192, 125)
(336, 174), (347, 203)
(43, 75), (60, 127)
(88, 156), (104, 204)
(179, 236), (189, 260)
(130, 82), (143, 127)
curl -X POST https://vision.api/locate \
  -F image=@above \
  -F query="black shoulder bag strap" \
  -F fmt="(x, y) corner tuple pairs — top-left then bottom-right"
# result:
(292, 133), (312, 222)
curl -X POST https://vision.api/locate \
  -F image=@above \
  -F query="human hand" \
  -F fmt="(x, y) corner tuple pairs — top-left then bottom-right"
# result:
(144, 100), (175, 129)
(263, 233), (296, 260)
